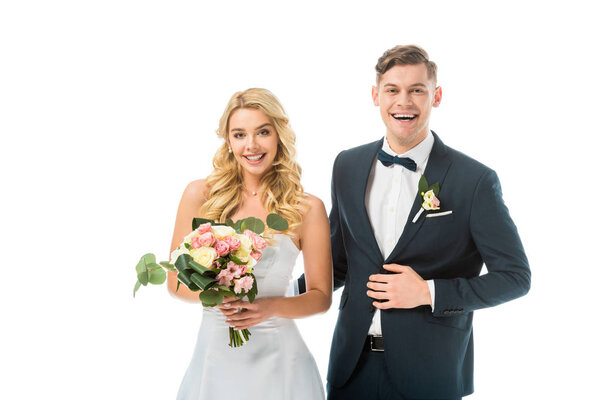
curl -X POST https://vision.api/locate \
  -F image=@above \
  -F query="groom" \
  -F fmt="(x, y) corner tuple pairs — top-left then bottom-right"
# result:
(301, 45), (530, 399)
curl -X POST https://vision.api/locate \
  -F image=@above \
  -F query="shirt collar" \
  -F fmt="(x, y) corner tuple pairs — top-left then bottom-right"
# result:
(382, 130), (434, 172)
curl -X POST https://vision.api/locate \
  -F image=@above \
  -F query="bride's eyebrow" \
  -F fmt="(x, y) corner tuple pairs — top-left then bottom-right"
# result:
(254, 123), (273, 130)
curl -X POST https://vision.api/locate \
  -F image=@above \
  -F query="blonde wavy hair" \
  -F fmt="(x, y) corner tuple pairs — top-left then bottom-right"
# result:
(199, 88), (306, 234)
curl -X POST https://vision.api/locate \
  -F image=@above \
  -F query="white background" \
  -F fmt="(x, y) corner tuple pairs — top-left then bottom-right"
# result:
(1, 1), (598, 399)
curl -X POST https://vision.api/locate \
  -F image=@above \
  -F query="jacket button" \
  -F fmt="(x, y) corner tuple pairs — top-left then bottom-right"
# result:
(368, 305), (375, 312)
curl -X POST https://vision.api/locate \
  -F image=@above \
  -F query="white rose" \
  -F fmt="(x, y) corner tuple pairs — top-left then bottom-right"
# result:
(212, 225), (236, 239)
(189, 246), (218, 267)
(235, 233), (253, 252)
(232, 247), (251, 263)
(170, 246), (189, 264)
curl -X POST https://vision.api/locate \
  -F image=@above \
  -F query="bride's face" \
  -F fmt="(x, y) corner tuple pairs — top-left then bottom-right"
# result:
(228, 108), (279, 180)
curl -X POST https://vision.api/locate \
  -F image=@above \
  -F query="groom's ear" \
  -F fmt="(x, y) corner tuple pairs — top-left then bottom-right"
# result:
(372, 85), (380, 106)
(432, 86), (442, 108)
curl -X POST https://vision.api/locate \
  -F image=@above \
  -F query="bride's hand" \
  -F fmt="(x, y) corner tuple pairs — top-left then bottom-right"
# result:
(222, 298), (276, 330)
(217, 297), (244, 318)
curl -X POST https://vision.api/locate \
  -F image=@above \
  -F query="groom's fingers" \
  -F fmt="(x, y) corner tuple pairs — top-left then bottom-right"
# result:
(373, 300), (394, 310)
(369, 274), (391, 283)
(366, 281), (388, 291)
(366, 289), (390, 300)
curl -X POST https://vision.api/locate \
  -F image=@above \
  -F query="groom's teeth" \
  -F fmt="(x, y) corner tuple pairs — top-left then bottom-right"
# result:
(392, 114), (416, 120)
(246, 154), (264, 161)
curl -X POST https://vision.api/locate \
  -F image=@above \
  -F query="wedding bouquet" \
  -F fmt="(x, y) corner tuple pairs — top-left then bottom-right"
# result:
(133, 214), (288, 347)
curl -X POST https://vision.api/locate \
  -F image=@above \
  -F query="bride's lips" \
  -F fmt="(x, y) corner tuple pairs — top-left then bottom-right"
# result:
(243, 153), (266, 165)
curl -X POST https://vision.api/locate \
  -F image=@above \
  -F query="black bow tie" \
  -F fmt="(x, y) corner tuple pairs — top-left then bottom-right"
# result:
(377, 149), (417, 171)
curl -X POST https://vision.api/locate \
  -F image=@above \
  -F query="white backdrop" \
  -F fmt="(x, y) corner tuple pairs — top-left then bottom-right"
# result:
(1, 1), (598, 399)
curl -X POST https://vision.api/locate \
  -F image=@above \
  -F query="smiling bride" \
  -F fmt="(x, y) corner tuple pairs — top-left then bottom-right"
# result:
(168, 88), (332, 400)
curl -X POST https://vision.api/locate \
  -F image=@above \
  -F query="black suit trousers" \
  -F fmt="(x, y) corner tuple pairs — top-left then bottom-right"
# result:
(327, 349), (461, 400)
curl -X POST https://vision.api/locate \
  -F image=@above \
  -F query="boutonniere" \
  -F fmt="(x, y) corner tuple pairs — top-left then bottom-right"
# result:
(412, 175), (441, 223)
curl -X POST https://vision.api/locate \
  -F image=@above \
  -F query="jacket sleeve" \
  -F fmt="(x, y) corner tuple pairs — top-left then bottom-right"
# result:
(432, 169), (531, 316)
(329, 153), (348, 291)
(297, 152), (347, 294)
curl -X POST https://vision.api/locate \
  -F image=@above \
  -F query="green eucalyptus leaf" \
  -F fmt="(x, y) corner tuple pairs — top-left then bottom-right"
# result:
(176, 281), (181, 293)
(133, 280), (141, 297)
(190, 272), (216, 290)
(159, 261), (176, 272)
(240, 217), (265, 234)
(226, 218), (235, 228)
(266, 214), (289, 231)
(146, 262), (161, 270)
(137, 271), (149, 286)
(136, 253), (155, 275)
(234, 219), (243, 233)
(199, 289), (224, 307)
(418, 175), (429, 197)
(148, 268), (167, 285)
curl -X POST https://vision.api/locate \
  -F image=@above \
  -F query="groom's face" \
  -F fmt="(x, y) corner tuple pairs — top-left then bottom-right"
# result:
(372, 64), (441, 152)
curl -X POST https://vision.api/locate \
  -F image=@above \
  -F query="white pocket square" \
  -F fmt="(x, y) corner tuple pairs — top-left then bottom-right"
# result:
(426, 210), (453, 218)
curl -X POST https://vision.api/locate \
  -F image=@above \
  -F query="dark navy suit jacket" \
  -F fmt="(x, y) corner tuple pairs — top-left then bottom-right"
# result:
(301, 132), (530, 398)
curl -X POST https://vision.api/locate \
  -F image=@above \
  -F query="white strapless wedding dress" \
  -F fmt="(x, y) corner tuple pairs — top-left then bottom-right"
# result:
(176, 234), (325, 400)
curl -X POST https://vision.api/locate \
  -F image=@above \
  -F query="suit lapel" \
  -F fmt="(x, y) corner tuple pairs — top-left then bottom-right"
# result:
(349, 139), (385, 266)
(384, 132), (453, 263)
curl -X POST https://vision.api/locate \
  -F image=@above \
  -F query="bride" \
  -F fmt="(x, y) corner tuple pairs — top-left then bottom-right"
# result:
(167, 88), (332, 400)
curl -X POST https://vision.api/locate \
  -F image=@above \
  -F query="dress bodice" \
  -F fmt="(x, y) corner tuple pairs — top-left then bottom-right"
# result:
(251, 234), (300, 298)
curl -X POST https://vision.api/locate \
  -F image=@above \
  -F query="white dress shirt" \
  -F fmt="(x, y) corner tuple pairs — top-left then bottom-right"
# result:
(366, 131), (436, 335)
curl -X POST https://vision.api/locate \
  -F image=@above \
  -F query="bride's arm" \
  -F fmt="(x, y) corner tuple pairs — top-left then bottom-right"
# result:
(223, 195), (333, 329)
(166, 179), (209, 303)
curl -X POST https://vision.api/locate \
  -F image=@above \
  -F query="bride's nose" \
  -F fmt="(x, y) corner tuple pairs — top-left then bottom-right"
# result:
(245, 134), (259, 151)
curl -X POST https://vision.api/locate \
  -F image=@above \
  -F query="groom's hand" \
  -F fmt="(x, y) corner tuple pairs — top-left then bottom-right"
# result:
(367, 264), (432, 309)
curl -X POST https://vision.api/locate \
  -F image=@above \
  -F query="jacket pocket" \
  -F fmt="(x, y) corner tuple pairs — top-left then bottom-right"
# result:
(426, 312), (472, 331)
(423, 212), (455, 224)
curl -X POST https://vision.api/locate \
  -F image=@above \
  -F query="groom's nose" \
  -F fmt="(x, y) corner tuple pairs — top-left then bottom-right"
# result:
(395, 90), (413, 107)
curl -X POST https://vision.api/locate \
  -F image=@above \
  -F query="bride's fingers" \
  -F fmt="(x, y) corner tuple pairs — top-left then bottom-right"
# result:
(226, 310), (254, 322)
(218, 299), (242, 309)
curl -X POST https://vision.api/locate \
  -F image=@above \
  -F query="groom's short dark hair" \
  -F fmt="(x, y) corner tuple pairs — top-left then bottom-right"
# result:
(375, 45), (438, 86)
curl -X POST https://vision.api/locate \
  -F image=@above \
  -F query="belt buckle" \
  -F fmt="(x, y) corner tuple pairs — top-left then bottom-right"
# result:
(370, 335), (383, 352)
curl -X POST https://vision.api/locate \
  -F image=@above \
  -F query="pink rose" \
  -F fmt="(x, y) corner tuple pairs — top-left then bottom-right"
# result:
(244, 230), (267, 250)
(250, 251), (262, 261)
(196, 222), (212, 235)
(222, 235), (241, 251)
(214, 240), (230, 256)
(197, 232), (216, 247)
(191, 236), (202, 249)
(233, 276), (254, 294)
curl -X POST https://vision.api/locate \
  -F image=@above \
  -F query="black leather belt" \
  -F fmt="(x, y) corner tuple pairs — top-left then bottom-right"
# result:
(364, 335), (384, 352)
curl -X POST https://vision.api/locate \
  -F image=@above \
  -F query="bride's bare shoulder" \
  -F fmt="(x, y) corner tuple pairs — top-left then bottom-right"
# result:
(180, 179), (210, 207)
